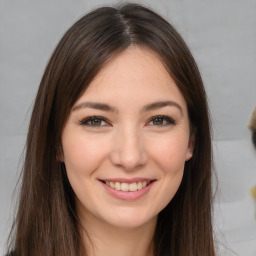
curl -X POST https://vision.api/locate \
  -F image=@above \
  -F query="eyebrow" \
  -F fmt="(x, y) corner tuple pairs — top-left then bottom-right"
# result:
(72, 102), (117, 112)
(72, 100), (183, 115)
(142, 101), (183, 115)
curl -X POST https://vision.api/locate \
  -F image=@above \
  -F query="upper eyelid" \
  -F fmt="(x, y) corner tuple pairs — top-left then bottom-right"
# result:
(147, 115), (175, 123)
(79, 116), (110, 125)
(78, 115), (175, 126)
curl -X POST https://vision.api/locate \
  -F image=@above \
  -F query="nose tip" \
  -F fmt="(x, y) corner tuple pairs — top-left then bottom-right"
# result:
(109, 132), (147, 170)
(111, 150), (147, 170)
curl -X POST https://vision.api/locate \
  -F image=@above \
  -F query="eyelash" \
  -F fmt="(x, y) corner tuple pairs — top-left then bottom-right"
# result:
(79, 115), (176, 127)
(147, 115), (176, 126)
(79, 116), (109, 127)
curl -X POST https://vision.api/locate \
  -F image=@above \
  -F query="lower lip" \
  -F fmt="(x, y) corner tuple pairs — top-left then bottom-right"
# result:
(101, 181), (154, 201)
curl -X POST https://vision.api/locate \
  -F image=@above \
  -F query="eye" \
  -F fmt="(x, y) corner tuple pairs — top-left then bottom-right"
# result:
(147, 115), (175, 126)
(80, 116), (109, 127)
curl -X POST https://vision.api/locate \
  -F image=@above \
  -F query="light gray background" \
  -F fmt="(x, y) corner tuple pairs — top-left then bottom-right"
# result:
(0, 0), (256, 255)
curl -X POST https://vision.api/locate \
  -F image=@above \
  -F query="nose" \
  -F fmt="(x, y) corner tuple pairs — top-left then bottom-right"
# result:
(109, 127), (148, 171)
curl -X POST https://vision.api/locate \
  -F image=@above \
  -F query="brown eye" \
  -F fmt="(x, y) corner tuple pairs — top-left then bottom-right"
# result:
(80, 116), (108, 127)
(152, 117), (164, 125)
(90, 118), (102, 126)
(148, 115), (175, 126)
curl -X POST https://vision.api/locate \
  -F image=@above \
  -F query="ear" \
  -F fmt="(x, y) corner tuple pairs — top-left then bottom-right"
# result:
(185, 130), (196, 161)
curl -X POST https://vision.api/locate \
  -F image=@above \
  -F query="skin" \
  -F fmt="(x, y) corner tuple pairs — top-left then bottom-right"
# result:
(61, 46), (194, 256)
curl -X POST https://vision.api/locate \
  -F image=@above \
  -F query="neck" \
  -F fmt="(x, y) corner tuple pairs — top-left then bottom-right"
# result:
(79, 212), (156, 256)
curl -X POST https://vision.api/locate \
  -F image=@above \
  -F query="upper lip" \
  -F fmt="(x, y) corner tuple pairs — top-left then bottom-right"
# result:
(99, 177), (156, 183)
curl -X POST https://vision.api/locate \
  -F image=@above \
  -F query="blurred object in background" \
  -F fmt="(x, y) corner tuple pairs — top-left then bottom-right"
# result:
(248, 108), (256, 149)
(248, 107), (256, 219)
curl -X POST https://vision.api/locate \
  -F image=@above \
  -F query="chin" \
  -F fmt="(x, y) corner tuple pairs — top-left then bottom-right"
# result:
(104, 210), (157, 230)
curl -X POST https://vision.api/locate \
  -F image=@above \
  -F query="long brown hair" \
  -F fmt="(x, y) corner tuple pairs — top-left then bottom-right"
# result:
(6, 3), (215, 256)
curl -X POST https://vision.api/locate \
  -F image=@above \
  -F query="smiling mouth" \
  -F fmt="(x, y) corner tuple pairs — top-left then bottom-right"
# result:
(101, 180), (155, 192)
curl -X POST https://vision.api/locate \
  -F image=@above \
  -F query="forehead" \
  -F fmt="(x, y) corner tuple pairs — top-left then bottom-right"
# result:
(75, 46), (187, 111)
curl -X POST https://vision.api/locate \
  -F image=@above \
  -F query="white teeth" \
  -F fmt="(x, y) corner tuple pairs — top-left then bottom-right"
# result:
(129, 182), (137, 192)
(104, 181), (150, 191)
(137, 182), (142, 190)
(115, 182), (121, 190)
(121, 183), (129, 191)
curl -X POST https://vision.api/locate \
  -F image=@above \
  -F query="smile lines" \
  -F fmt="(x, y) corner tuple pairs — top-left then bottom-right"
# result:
(102, 180), (152, 192)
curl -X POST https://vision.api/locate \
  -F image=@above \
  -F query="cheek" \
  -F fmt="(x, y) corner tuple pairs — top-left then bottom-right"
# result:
(62, 133), (109, 177)
(148, 133), (190, 174)
(149, 135), (188, 211)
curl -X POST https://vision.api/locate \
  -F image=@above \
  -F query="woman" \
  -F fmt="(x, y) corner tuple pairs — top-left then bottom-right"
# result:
(6, 3), (215, 256)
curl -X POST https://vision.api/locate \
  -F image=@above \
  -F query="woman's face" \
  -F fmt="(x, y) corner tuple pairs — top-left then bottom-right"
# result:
(61, 46), (194, 229)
